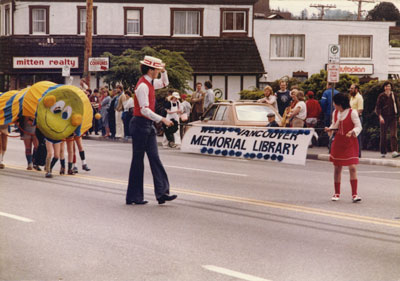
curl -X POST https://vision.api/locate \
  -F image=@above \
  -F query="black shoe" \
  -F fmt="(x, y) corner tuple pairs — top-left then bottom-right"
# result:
(67, 169), (75, 175)
(33, 165), (42, 171)
(82, 164), (91, 171)
(73, 167), (78, 174)
(157, 194), (178, 205)
(60, 167), (65, 175)
(126, 200), (148, 205)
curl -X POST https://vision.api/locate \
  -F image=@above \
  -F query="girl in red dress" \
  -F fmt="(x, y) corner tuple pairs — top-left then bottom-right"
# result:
(325, 93), (362, 202)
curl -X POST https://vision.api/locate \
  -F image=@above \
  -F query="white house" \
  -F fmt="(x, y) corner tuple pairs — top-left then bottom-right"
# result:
(0, 0), (264, 100)
(254, 19), (395, 82)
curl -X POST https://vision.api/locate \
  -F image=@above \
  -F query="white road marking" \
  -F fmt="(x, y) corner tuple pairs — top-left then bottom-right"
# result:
(0, 211), (34, 222)
(164, 165), (248, 177)
(202, 265), (272, 281)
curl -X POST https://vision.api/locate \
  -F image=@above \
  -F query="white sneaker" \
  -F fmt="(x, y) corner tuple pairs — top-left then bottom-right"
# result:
(331, 194), (340, 201)
(392, 151), (400, 158)
(381, 154), (386, 158)
(352, 195), (362, 203)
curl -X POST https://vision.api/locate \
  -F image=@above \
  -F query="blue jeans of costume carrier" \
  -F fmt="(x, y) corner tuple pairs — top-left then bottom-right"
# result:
(126, 116), (170, 202)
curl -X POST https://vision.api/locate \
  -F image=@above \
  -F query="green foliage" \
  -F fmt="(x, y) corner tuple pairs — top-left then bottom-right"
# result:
(390, 39), (400, 47)
(238, 89), (264, 100)
(298, 70), (327, 99)
(101, 46), (193, 91)
(360, 80), (400, 150)
(367, 2), (400, 21)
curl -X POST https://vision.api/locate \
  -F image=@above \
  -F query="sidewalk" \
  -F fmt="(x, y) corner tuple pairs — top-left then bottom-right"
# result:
(83, 134), (400, 168)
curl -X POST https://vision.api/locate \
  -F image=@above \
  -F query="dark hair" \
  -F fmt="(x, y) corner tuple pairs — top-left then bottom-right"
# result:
(141, 64), (155, 75)
(125, 90), (132, 97)
(204, 81), (212, 89)
(353, 84), (360, 91)
(383, 81), (393, 89)
(333, 93), (350, 109)
(93, 88), (99, 93)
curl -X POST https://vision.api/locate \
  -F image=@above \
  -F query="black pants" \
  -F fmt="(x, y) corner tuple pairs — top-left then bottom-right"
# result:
(126, 117), (170, 202)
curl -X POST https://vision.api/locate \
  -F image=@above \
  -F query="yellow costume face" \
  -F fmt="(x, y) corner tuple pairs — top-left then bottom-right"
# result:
(36, 87), (84, 140)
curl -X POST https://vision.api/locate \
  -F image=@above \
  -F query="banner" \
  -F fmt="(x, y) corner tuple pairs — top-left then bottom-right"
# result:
(181, 125), (314, 166)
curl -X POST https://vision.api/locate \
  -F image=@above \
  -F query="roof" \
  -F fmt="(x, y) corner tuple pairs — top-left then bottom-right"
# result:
(14, 0), (257, 4)
(0, 35), (265, 75)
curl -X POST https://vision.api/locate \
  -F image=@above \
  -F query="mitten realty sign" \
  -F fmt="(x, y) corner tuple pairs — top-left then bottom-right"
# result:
(181, 125), (314, 165)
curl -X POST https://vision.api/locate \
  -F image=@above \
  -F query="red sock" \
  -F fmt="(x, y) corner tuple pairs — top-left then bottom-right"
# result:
(350, 179), (358, 196)
(334, 182), (340, 195)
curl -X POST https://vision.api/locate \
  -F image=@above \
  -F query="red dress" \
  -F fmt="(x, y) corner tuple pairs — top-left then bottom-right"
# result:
(330, 109), (359, 166)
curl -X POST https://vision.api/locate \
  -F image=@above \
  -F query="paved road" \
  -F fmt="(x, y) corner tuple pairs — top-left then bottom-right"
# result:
(1, 138), (399, 281)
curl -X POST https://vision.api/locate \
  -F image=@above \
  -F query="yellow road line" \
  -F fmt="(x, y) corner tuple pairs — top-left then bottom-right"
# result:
(4, 164), (400, 228)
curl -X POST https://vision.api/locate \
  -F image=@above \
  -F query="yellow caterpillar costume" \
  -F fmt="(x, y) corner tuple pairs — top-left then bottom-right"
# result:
(0, 81), (92, 140)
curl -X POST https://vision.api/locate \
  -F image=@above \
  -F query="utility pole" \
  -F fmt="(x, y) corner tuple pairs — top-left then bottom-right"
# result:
(83, 0), (93, 87)
(310, 4), (336, 19)
(348, 0), (375, 20)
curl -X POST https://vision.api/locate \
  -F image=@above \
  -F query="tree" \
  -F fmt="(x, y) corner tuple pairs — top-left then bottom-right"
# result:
(367, 2), (400, 21)
(101, 46), (193, 91)
(300, 9), (308, 20)
(324, 9), (357, 20)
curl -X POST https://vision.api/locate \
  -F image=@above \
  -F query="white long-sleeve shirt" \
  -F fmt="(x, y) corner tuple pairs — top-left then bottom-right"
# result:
(135, 72), (169, 122)
(329, 108), (362, 136)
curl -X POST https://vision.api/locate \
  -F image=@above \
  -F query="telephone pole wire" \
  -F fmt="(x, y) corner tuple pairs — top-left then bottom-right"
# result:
(348, 0), (375, 20)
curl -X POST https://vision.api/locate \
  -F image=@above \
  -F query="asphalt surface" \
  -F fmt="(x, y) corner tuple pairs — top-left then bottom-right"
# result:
(1, 137), (399, 281)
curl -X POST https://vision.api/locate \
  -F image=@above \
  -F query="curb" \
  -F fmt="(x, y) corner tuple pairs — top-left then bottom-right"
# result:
(84, 136), (399, 168)
(307, 153), (400, 168)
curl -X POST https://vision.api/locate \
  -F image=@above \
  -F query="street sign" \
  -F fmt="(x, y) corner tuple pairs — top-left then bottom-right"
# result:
(327, 63), (340, 83)
(328, 44), (340, 64)
(88, 57), (109, 71)
(62, 65), (70, 77)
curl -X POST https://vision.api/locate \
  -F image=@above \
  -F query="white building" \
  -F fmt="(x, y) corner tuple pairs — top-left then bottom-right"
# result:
(254, 19), (395, 82)
(0, 0), (264, 100)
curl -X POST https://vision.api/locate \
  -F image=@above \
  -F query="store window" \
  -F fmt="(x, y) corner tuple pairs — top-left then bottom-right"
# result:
(77, 6), (97, 35)
(29, 6), (49, 34)
(124, 7), (143, 35)
(339, 35), (371, 59)
(171, 9), (202, 36)
(221, 9), (248, 36)
(270, 34), (305, 59)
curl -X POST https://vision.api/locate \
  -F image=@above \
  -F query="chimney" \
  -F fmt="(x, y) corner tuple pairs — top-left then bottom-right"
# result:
(254, 0), (270, 17)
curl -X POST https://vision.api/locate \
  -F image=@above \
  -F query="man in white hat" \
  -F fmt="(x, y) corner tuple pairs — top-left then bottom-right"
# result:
(126, 55), (178, 205)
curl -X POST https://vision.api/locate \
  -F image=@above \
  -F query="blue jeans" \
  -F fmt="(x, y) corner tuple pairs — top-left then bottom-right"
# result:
(126, 116), (170, 202)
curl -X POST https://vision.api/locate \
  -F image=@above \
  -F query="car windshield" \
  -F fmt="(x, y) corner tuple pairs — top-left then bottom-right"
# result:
(235, 105), (277, 122)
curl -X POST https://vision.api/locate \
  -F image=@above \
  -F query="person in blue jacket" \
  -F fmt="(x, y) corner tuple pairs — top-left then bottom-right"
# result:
(320, 83), (339, 127)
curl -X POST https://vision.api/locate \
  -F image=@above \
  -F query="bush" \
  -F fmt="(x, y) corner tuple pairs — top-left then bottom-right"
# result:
(360, 80), (400, 150)
(390, 39), (400, 47)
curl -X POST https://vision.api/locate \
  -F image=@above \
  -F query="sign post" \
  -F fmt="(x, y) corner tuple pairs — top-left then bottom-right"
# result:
(327, 44), (340, 125)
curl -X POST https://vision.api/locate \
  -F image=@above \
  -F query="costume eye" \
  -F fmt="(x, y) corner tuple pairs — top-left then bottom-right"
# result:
(61, 106), (72, 120)
(50, 100), (65, 114)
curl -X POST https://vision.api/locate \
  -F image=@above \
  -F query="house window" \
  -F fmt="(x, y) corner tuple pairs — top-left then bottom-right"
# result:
(270, 35), (305, 59)
(77, 6), (97, 35)
(124, 7), (143, 35)
(223, 11), (246, 32)
(29, 6), (49, 34)
(5, 5), (10, 35)
(171, 9), (202, 36)
(339, 35), (371, 59)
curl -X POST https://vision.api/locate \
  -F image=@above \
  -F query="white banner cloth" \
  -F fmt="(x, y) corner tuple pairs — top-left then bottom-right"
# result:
(181, 125), (314, 166)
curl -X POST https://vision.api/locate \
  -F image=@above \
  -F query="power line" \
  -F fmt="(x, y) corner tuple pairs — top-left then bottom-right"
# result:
(310, 4), (337, 19)
(348, 0), (375, 20)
